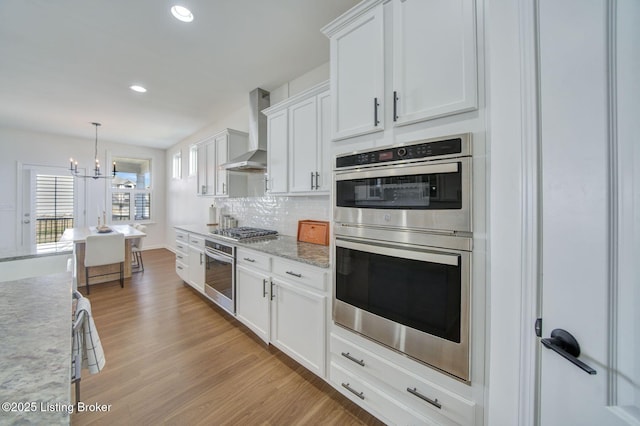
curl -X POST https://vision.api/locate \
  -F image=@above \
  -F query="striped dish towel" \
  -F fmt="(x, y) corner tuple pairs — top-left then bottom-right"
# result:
(72, 296), (106, 374)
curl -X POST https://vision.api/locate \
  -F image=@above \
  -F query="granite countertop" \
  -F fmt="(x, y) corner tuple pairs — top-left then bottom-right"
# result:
(0, 243), (73, 263)
(175, 225), (330, 269)
(0, 272), (73, 425)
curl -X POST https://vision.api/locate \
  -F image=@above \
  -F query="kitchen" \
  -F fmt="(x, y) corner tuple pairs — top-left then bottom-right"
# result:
(1, 1), (638, 425)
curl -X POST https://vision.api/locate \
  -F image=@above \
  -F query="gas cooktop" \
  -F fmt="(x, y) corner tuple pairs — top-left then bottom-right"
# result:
(210, 226), (278, 242)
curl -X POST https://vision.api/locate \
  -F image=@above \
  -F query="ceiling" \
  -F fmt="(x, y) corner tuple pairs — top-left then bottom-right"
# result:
(0, 0), (357, 149)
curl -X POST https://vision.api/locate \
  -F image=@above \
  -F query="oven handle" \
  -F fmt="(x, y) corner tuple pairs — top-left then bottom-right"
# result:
(336, 237), (460, 266)
(335, 161), (459, 182)
(205, 248), (234, 264)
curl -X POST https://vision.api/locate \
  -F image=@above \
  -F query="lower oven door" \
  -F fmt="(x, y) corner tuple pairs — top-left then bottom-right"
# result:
(334, 236), (470, 382)
(204, 249), (235, 315)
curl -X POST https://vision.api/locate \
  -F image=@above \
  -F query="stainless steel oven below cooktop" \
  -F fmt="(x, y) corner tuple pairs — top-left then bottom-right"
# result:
(210, 227), (278, 242)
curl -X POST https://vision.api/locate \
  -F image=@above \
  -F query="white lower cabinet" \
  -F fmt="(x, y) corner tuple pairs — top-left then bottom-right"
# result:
(174, 229), (205, 294)
(236, 264), (270, 343)
(330, 333), (477, 426)
(235, 247), (327, 377)
(188, 245), (205, 293)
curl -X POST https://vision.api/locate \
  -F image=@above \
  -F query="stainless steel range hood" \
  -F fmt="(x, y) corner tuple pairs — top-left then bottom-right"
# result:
(223, 88), (270, 172)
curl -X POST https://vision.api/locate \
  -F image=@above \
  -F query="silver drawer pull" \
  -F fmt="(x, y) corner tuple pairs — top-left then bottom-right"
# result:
(177, 266), (184, 270)
(341, 383), (365, 400)
(191, 240), (199, 244)
(177, 245), (184, 250)
(244, 257), (256, 263)
(341, 352), (365, 367)
(177, 255), (183, 260)
(407, 387), (442, 409)
(286, 271), (302, 278)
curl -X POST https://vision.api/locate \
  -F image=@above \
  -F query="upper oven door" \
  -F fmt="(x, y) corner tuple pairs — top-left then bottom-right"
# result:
(334, 157), (472, 233)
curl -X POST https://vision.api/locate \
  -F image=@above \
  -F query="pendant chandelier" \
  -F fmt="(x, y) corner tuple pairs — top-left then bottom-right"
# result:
(69, 122), (116, 179)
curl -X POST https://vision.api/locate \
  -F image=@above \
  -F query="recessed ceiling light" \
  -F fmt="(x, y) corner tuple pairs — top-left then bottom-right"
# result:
(130, 85), (147, 93)
(171, 5), (194, 23)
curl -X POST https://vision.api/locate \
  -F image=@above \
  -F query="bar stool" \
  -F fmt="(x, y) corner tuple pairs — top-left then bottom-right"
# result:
(131, 224), (146, 273)
(84, 233), (125, 294)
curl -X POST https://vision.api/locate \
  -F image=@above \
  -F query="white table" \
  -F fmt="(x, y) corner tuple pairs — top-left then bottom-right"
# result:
(61, 225), (146, 287)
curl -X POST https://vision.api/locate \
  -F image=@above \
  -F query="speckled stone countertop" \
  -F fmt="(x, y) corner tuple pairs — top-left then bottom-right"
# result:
(175, 225), (330, 269)
(0, 272), (72, 425)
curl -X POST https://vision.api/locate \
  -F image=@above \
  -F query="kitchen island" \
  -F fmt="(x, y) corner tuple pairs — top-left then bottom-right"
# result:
(0, 272), (73, 425)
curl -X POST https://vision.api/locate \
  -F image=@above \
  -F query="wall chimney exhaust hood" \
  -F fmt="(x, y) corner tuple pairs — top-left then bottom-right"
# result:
(223, 88), (270, 172)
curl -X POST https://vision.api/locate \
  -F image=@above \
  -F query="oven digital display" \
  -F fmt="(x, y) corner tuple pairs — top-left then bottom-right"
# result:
(378, 151), (393, 161)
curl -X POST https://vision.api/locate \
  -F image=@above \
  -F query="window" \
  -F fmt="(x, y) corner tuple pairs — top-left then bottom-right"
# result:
(111, 157), (151, 222)
(172, 151), (182, 179)
(35, 174), (74, 244)
(189, 145), (198, 176)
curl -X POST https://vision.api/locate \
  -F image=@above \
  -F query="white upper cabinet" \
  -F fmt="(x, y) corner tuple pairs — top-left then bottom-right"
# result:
(322, 0), (478, 141)
(266, 109), (289, 194)
(328, 4), (384, 141)
(289, 97), (318, 193)
(195, 129), (249, 197)
(392, 0), (477, 125)
(264, 81), (330, 195)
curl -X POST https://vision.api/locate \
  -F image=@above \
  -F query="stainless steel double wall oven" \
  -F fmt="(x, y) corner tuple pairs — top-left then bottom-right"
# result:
(333, 134), (473, 382)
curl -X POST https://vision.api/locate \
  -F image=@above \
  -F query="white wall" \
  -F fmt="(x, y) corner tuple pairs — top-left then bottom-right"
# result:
(0, 127), (167, 251)
(165, 63), (330, 244)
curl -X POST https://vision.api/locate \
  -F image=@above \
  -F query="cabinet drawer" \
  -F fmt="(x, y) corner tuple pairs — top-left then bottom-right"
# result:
(176, 230), (188, 242)
(272, 257), (326, 292)
(175, 240), (188, 256)
(331, 334), (476, 426)
(175, 251), (189, 264)
(237, 248), (271, 272)
(330, 362), (434, 426)
(188, 234), (204, 248)
(175, 260), (188, 282)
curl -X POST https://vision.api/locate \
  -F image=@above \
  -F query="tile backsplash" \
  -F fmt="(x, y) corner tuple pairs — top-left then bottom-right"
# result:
(211, 196), (330, 237)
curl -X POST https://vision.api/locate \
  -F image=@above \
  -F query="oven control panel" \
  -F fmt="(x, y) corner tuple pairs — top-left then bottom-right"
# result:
(336, 136), (464, 169)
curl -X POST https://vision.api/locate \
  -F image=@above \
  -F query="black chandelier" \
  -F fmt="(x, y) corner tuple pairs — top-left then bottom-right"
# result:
(69, 122), (116, 179)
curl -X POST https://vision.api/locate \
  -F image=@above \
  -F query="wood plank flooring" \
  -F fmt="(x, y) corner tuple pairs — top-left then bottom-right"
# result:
(72, 249), (383, 426)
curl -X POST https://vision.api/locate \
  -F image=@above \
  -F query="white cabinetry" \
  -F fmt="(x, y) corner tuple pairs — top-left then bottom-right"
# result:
(330, 332), (478, 426)
(263, 81), (330, 195)
(235, 248), (327, 377)
(195, 129), (249, 197)
(187, 235), (205, 293)
(174, 229), (205, 294)
(322, 0), (478, 141)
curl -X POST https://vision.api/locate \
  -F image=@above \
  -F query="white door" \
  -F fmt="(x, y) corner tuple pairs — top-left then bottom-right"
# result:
(538, 1), (639, 424)
(20, 169), (36, 249)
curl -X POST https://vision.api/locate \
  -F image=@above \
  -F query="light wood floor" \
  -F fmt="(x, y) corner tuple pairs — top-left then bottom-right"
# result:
(72, 248), (383, 426)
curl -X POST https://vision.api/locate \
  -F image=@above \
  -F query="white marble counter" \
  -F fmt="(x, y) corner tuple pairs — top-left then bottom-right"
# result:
(0, 272), (73, 425)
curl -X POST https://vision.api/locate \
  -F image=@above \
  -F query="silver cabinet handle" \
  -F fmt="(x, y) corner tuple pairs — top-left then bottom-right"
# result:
(341, 383), (365, 400)
(243, 257), (256, 263)
(406, 387), (442, 409)
(270, 281), (275, 300)
(310, 171), (314, 190)
(191, 239), (199, 244)
(200, 253), (203, 265)
(222, 182), (226, 194)
(177, 244), (184, 250)
(286, 271), (302, 278)
(314, 172), (320, 190)
(262, 279), (268, 298)
(177, 266), (184, 270)
(264, 177), (269, 192)
(341, 352), (365, 367)
(177, 255), (183, 260)
(373, 97), (380, 126)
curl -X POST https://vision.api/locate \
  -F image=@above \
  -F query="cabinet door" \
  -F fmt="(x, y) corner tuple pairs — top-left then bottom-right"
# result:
(266, 109), (288, 194)
(205, 142), (216, 196)
(196, 143), (208, 195)
(215, 134), (228, 196)
(316, 91), (331, 192)
(188, 247), (205, 293)
(271, 278), (326, 377)
(288, 97), (318, 193)
(330, 4), (384, 141)
(393, 0), (477, 125)
(236, 265), (270, 344)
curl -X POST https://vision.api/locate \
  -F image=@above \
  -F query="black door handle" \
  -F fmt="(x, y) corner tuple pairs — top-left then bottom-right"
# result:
(541, 328), (596, 375)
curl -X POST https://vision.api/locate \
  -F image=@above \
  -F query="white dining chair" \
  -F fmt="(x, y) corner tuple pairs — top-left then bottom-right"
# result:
(131, 224), (146, 273)
(84, 232), (125, 294)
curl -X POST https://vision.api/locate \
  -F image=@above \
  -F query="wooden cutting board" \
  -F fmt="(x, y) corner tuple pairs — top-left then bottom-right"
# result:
(297, 220), (330, 246)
